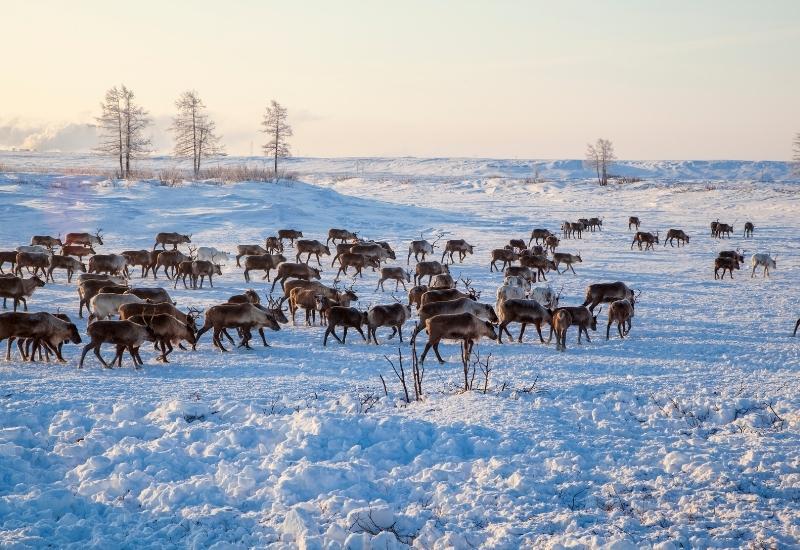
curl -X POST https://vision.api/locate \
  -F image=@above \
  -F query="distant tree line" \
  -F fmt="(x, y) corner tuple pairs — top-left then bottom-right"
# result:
(94, 84), (292, 179)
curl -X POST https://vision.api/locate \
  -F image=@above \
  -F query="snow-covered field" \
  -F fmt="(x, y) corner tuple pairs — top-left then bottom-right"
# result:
(0, 157), (798, 549)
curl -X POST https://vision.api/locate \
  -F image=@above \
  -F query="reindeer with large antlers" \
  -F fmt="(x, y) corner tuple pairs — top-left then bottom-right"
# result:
(65, 228), (104, 247)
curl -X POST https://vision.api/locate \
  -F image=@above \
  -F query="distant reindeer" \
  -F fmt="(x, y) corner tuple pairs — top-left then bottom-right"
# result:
(489, 248), (519, 272)
(65, 229), (103, 247)
(278, 229), (303, 247)
(153, 232), (191, 250)
(663, 229), (689, 247)
(628, 217), (641, 231)
(376, 267), (411, 291)
(714, 256), (740, 279)
(327, 228), (358, 246)
(743, 221), (754, 238)
(553, 252), (582, 274)
(528, 229), (552, 247)
(750, 253), (776, 278)
(441, 239), (474, 263)
(631, 231), (659, 251)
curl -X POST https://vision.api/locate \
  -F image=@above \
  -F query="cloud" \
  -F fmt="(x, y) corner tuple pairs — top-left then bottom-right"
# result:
(0, 119), (98, 152)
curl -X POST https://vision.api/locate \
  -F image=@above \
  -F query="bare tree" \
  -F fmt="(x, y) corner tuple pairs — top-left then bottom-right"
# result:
(793, 132), (800, 176)
(95, 85), (151, 178)
(170, 90), (224, 178)
(585, 138), (616, 186)
(261, 100), (292, 175)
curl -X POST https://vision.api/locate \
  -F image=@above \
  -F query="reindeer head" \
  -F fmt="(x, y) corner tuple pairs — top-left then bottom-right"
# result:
(94, 228), (104, 245)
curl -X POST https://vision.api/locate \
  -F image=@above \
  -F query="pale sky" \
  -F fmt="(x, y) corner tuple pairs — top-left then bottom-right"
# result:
(2, 0), (799, 159)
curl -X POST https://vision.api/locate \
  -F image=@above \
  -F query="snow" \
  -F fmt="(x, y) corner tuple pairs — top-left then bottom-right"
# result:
(0, 155), (799, 548)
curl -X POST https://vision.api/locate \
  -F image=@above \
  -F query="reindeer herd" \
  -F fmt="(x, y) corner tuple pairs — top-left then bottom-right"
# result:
(0, 213), (795, 371)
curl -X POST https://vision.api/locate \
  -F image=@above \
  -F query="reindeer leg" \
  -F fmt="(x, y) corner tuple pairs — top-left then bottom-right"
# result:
(432, 342), (446, 364)
(342, 327), (348, 343)
(419, 342), (433, 364)
(79, 343), (96, 368)
(518, 323), (527, 343)
(95, 345), (111, 369)
(355, 326), (367, 342)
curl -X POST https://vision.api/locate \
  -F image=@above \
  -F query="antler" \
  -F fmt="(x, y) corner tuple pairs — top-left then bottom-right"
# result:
(556, 284), (564, 299)
(187, 245), (197, 259)
(431, 231), (445, 249)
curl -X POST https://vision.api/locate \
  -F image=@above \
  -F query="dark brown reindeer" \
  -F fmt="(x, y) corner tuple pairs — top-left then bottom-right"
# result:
(65, 229), (103, 247)
(582, 281), (634, 312)
(153, 232), (191, 250)
(631, 231), (659, 250)
(295, 239), (331, 266)
(628, 217), (641, 231)
(418, 312), (497, 365)
(327, 228), (358, 246)
(528, 229), (552, 247)
(441, 239), (474, 263)
(277, 229), (303, 247)
(663, 229), (689, 247)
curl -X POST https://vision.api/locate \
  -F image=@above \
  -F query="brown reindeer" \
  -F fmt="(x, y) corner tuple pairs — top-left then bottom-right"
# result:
(490, 248), (519, 272)
(376, 267), (411, 291)
(195, 303), (280, 351)
(407, 285), (429, 310)
(65, 229), (103, 247)
(228, 289), (260, 305)
(0, 251), (18, 274)
(350, 242), (395, 264)
(408, 239), (434, 263)
(322, 306), (369, 346)
(582, 281), (634, 312)
(714, 256), (739, 279)
(153, 232), (191, 250)
(441, 239), (474, 263)
(553, 252), (582, 274)
(418, 312), (497, 365)
(607, 298), (635, 340)
(414, 261), (449, 286)
(0, 312), (81, 362)
(497, 299), (552, 344)
(411, 297), (497, 341)
(277, 229), (303, 247)
(544, 235), (560, 254)
(289, 288), (324, 325)
(509, 239), (527, 252)
(260, 236), (281, 255)
(631, 231), (659, 250)
(119, 302), (199, 331)
(743, 221), (754, 238)
(30, 235), (63, 250)
(587, 217), (603, 231)
(529, 229), (552, 247)
(191, 260), (222, 288)
(628, 217), (641, 231)
(15, 252), (50, 279)
(551, 309), (572, 351)
(125, 287), (174, 304)
(121, 250), (156, 277)
(88, 254), (130, 278)
(236, 244), (268, 267)
(0, 276), (45, 312)
(336, 253), (380, 279)
(520, 255), (556, 281)
(61, 245), (96, 259)
(367, 302), (412, 344)
(504, 266), (536, 284)
(125, 313), (196, 362)
(270, 262), (322, 292)
(295, 239), (331, 266)
(47, 255), (86, 283)
(327, 228), (358, 246)
(718, 250), (745, 265)
(153, 250), (189, 279)
(243, 253), (286, 282)
(79, 319), (155, 368)
(419, 287), (477, 307)
(548, 306), (599, 344)
(663, 229), (689, 247)
(429, 273), (455, 289)
(714, 223), (734, 239)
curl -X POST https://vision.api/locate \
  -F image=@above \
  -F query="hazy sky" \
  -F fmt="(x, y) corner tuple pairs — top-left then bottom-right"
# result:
(2, 0), (799, 159)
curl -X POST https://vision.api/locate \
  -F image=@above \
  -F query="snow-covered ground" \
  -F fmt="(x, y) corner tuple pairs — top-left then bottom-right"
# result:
(0, 158), (798, 548)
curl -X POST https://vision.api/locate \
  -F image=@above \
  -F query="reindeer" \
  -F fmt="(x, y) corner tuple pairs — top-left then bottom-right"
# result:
(582, 281), (634, 312)
(607, 297), (636, 340)
(294, 240), (331, 266)
(0, 312), (81, 362)
(663, 229), (689, 247)
(508, 239), (527, 252)
(548, 306), (599, 344)
(418, 312), (497, 365)
(561, 221), (573, 239)
(152, 250), (188, 280)
(519, 255), (554, 282)
(173, 261), (195, 289)
(551, 309), (572, 351)
(260, 236), (281, 255)
(794, 318), (799, 337)
(196, 303), (280, 351)
(46, 255), (86, 283)
(153, 232), (191, 251)
(719, 250), (745, 266)
(327, 228), (358, 246)
(30, 235), (62, 250)
(77, 273), (126, 285)
(553, 252), (583, 275)
(224, 296), (287, 348)
(125, 287), (173, 304)
(88, 254), (130, 278)
(336, 253), (381, 279)
(528, 229), (552, 247)
(750, 253), (776, 278)
(377, 267), (411, 291)
(77, 279), (128, 318)
(228, 289), (260, 305)
(490, 248), (519, 272)
(236, 244), (268, 267)
(79, 320), (155, 368)
(419, 287), (478, 307)
(121, 250), (156, 278)
(0, 276), (45, 312)
(414, 261), (449, 286)
(504, 275), (531, 293)
(124, 313), (196, 363)
(0, 251), (18, 274)
(277, 229), (303, 247)
(441, 239), (474, 263)
(631, 232), (659, 250)
(545, 235), (560, 254)
(119, 302), (199, 333)
(322, 306), (368, 346)
(65, 229), (103, 247)
(61, 245), (96, 259)
(408, 285), (428, 310)
(289, 288), (324, 325)
(504, 266), (536, 285)
(743, 221), (754, 238)
(530, 284), (562, 309)
(714, 256), (740, 279)
(14, 252), (50, 279)
(587, 217), (603, 231)
(243, 253), (286, 282)
(715, 223), (734, 239)
(569, 222), (584, 239)
(497, 299), (552, 343)
(351, 242), (395, 264)
(429, 273), (455, 289)
(412, 297), (497, 341)
(367, 301), (412, 345)
(270, 262), (322, 292)
(191, 260), (223, 288)
(628, 217), (641, 231)
(710, 220), (720, 236)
